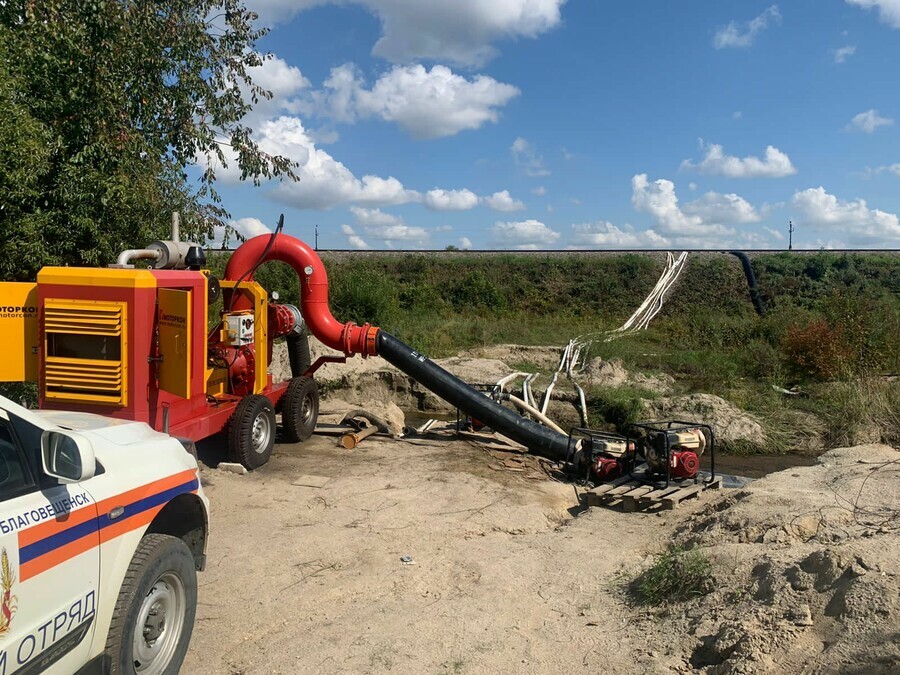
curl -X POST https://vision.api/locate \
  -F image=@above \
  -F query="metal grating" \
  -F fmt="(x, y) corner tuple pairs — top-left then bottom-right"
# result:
(43, 300), (127, 406)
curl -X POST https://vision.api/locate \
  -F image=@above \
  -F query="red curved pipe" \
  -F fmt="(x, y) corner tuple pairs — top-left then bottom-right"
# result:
(223, 233), (379, 356)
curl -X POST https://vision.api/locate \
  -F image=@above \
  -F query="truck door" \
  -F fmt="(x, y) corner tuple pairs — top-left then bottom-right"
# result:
(0, 409), (100, 675)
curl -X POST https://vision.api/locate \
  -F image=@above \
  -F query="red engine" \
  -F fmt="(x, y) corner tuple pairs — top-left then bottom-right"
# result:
(208, 303), (302, 398)
(645, 428), (705, 480)
(591, 456), (623, 482)
(669, 450), (700, 479)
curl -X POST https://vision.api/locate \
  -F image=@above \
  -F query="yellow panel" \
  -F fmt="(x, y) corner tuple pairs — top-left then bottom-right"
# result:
(219, 280), (268, 394)
(38, 267), (156, 289)
(157, 288), (192, 399)
(206, 367), (228, 397)
(0, 283), (39, 382)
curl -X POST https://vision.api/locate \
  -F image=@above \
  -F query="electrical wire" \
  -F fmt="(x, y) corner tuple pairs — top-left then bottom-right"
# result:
(208, 214), (285, 343)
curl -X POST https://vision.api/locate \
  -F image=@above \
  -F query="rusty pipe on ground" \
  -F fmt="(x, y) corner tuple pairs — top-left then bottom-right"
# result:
(340, 424), (378, 449)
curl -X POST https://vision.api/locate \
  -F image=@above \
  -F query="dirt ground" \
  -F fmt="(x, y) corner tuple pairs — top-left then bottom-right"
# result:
(182, 427), (899, 674)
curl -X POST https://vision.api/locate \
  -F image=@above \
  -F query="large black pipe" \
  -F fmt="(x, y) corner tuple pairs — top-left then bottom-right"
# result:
(728, 251), (766, 316)
(376, 331), (572, 461)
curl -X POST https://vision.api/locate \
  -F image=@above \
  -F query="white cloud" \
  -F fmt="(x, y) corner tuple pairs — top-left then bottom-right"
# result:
(732, 111), (743, 120)
(681, 142), (797, 178)
(341, 224), (371, 249)
(846, 0), (900, 28)
(569, 222), (669, 248)
(847, 109), (894, 133)
(511, 137), (550, 177)
(424, 188), (480, 211)
(688, 182), (698, 191)
(349, 206), (430, 245)
(484, 190), (525, 212)
(763, 226), (785, 241)
(236, 55), (311, 129)
(459, 237), (473, 249)
(246, 1), (565, 66)
(682, 191), (763, 224)
(792, 187), (900, 245)
(632, 174), (724, 236)
(714, 5), (781, 49)
(491, 219), (560, 247)
(303, 64), (519, 139)
(229, 217), (273, 239)
(235, 116), (420, 210)
(531, 185), (547, 196)
(866, 163), (900, 176)
(209, 217), (273, 247)
(833, 45), (857, 63)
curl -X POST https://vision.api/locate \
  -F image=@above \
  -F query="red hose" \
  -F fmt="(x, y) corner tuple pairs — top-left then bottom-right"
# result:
(223, 234), (379, 356)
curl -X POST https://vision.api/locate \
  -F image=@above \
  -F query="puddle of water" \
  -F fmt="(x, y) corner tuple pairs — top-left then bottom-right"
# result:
(710, 453), (817, 479)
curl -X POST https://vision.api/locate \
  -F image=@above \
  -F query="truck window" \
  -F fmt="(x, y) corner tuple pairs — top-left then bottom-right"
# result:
(0, 419), (35, 501)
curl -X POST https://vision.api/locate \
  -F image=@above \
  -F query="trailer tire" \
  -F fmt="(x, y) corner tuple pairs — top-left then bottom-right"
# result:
(105, 534), (197, 675)
(228, 394), (276, 469)
(281, 376), (319, 443)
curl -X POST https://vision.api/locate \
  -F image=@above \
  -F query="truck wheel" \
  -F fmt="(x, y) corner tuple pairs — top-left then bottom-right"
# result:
(281, 376), (319, 443)
(105, 534), (197, 675)
(228, 394), (276, 469)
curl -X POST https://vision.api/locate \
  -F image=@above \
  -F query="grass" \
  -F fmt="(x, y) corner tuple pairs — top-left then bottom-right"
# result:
(633, 546), (714, 606)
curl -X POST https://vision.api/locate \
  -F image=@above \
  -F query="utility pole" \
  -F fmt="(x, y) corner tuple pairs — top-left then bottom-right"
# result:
(315, 224), (319, 251)
(788, 220), (794, 251)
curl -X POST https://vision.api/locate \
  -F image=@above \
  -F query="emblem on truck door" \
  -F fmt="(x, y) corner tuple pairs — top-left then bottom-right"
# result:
(0, 547), (16, 637)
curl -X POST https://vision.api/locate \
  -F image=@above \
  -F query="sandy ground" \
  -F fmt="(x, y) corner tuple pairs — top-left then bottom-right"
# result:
(181, 427), (899, 674)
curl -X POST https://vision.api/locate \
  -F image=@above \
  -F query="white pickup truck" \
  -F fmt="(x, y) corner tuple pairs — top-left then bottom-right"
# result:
(0, 394), (208, 675)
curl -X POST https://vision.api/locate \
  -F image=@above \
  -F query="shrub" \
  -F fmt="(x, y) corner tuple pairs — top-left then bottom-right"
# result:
(782, 319), (851, 380)
(329, 268), (398, 327)
(633, 546), (714, 605)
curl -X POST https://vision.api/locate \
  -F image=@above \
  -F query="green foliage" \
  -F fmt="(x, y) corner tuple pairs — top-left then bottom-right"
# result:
(0, 0), (296, 282)
(586, 386), (655, 430)
(329, 268), (399, 327)
(633, 547), (714, 605)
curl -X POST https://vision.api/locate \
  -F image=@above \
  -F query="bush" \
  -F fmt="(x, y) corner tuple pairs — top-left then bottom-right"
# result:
(782, 319), (852, 380)
(329, 268), (398, 327)
(633, 546), (714, 605)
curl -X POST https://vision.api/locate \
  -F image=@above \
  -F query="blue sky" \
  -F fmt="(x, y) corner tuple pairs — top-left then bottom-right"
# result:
(209, 0), (900, 250)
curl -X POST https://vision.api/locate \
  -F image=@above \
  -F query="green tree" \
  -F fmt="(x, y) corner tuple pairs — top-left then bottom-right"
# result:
(0, 0), (296, 281)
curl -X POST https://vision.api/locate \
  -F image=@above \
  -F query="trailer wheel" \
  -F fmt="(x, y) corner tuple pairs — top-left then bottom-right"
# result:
(228, 394), (276, 469)
(281, 376), (319, 443)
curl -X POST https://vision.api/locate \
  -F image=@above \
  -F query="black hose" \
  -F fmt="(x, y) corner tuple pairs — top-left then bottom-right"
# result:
(287, 326), (312, 377)
(728, 251), (766, 316)
(376, 331), (571, 461)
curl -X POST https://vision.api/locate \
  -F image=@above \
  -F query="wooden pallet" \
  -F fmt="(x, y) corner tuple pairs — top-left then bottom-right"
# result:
(586, 475), (722, 512)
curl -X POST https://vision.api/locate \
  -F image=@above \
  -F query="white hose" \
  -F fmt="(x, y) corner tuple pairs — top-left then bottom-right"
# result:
(504, 394), (567, 435)
(524, 373), (539, 408)
(540, 370), (560, 415)
(495, 371), (529, 391)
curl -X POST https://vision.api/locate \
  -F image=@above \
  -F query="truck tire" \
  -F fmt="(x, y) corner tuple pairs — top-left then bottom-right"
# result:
(228, 394), (276, 469)
(105, 534), (197, 675)
(281, 376), (319, 443)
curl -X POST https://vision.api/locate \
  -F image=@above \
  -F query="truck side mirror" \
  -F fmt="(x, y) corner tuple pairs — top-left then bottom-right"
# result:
(41, 430), (96, 483)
